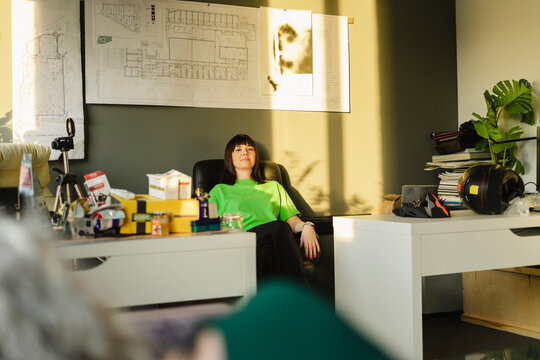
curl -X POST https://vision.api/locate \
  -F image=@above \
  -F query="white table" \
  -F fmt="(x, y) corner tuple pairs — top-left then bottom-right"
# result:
(333, 210), (540, 360)
(51, 231), (256, 308)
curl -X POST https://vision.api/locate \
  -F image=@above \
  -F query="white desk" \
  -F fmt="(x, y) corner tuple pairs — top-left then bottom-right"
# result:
(51, 231), (256, 308)
(333, 210), (540, 360)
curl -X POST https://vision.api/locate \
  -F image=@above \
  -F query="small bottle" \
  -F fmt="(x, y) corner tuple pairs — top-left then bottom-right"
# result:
(194, 188), (209, 219)
(151, 212), (169, 236)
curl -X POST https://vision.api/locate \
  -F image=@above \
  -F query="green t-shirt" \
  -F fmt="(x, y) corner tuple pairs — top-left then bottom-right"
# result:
(209, 179), (300, 231)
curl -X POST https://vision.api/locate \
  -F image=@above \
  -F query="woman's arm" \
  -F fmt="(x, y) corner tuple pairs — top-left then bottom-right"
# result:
(286, 215), (320, 260)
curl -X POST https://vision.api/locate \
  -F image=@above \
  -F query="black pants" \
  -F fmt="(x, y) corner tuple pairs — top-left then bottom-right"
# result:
(248, 220), (307, 285)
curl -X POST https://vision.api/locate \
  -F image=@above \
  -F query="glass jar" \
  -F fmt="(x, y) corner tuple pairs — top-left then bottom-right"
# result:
(221, 213), (243, 232)
(151, 212), (169, 236)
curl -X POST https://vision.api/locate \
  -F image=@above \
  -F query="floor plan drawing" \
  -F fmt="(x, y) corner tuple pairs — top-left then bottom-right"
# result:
(20, 33), (67, 120)
(12, 0), (85, 159)
(102, 3), (139, 32)
(116, 7), (256, 82)
(86, 0), (262, 108)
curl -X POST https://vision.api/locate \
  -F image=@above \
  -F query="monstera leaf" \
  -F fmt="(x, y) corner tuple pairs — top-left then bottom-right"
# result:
(492, 79), (534, 124)
(470, 79), (534, 174)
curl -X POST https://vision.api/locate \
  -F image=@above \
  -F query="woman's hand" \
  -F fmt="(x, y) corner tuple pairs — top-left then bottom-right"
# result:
(299, 223), (320, 261)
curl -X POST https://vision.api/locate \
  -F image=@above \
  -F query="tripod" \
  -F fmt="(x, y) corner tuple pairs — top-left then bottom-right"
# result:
(51, 118), (84, 225)
(52, 152), (84, 213)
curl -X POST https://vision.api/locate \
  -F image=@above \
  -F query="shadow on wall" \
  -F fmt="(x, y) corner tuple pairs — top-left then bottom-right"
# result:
(376, 0), (458, 195)
(280, 151), (371, 216)
(0, 110), (13, 143)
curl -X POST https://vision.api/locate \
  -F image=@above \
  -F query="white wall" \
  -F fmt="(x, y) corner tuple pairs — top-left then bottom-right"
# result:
(457, 0), (540, 192)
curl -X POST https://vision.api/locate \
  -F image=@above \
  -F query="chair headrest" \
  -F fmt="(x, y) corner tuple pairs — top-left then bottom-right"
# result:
(192, 159), (282, 194)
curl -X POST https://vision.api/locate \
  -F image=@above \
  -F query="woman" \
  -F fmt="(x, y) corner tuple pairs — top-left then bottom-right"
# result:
(209, 134), (320, 284)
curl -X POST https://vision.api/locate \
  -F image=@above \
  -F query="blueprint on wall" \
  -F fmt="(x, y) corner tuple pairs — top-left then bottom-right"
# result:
(12, 0), (85, 160)
(85, 0), (350, 112)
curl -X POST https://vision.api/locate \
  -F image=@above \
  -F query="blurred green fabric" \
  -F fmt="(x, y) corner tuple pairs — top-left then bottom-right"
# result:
(211, 279), (392, 360)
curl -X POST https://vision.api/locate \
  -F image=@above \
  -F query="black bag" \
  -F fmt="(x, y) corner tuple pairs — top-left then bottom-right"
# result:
(431, 120), (482, 155)
(393, 193), (451, 218)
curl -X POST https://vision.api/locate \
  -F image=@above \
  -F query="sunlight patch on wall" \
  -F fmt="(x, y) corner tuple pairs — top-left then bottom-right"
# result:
(267, 0), (383, 215)
(343, 0), (382, 213)
(271, 113), (330, 214)
(0, 0), (13, 143)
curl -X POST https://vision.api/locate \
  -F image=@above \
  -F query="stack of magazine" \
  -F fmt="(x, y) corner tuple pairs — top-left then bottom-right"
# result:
(425, 149), (491, 208)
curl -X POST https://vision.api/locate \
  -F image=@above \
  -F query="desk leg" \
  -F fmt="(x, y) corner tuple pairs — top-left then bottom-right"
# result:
(334, 224), (422, 360)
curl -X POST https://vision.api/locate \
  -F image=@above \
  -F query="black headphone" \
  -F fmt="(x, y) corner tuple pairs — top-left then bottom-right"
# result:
(457, 164), (524, 214)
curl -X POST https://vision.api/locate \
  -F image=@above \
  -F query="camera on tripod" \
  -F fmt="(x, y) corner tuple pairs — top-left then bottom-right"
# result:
(51, 118), (75, 152)
(51, 118), (83, 226)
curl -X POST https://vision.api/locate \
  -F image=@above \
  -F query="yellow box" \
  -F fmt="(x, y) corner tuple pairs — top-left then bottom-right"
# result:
(113, 194), (198, 234)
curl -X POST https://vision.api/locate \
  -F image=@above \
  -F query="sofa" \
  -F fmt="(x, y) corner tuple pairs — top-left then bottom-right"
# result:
(0, 143), (54, 212)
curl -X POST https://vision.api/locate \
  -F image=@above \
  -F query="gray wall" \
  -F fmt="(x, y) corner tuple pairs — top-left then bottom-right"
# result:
(377, 0), (458, 195)
(48, 0), (458, 215)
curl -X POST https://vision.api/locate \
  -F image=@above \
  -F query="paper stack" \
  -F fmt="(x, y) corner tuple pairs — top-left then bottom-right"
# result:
(425, 149), (491, 208)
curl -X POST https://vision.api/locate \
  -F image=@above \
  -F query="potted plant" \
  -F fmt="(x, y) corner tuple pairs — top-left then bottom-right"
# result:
(471, 79), (534, 174)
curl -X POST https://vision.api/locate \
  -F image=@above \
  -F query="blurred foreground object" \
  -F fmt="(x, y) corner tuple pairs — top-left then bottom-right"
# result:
(18, 153), (50, 225)
(190, 280), (392, 360)
(0, 219), (151, 360)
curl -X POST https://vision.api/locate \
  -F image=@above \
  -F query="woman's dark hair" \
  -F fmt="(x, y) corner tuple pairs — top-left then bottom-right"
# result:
(220, 134), (265, 185)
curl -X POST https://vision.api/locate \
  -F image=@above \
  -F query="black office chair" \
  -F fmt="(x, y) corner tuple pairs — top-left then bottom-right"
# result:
(192, 159), (331, 233)
(192, 159), (334, 302)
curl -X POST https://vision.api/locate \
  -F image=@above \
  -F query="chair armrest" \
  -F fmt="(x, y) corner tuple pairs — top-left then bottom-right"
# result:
(301, 215), (333, 236)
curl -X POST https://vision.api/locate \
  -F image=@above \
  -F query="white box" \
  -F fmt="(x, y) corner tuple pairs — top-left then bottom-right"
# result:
(147, 169), (192, 200)
(84, 170), (111, 197)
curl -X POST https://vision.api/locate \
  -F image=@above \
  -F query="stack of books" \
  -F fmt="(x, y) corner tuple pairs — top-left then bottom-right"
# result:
(425, 149), (491, 208)
(436, 170), (465, 207)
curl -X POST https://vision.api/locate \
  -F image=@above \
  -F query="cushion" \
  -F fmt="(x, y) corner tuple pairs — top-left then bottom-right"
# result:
(0, 143), (51, 189)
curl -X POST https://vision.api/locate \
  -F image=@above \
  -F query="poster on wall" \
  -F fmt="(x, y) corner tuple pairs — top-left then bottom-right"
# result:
(11, 0), (85, 160)
(259, 7), (313, 96)
(84, 0), (350, 112)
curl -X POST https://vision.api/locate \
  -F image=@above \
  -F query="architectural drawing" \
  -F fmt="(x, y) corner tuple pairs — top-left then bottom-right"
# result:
(12, 0), (85, 160)
(85, 1), (350, 112)
(102, 3), (139, 31)
(113, 6), (256, 82)
(20, 33), (67, 122)
(95, 2), (256, 82)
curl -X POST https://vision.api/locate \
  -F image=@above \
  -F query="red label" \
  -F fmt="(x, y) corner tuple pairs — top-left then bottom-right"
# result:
(84, 170), (105, 180)
(89, 183), (105, 191)
(19, 168), (33, 189)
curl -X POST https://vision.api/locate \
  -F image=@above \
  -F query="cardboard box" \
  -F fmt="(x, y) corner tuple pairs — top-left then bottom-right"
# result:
(114, 194), (198, 234)
(462, 267), (540, 339)
(147, 169), (192, 200)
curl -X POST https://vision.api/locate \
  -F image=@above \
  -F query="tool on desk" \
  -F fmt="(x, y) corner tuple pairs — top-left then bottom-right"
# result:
(51, 118), (84, 226)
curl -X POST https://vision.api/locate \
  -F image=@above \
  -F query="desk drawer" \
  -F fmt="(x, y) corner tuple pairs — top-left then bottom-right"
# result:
(421, 229), (540, 276)
(71, 247), (252, 307)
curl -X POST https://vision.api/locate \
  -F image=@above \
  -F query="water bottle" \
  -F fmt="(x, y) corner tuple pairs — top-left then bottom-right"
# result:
(194, 188), (209, 219)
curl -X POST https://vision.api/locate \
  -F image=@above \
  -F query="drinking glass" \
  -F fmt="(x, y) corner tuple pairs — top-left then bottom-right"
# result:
(222, 213), (243, 232)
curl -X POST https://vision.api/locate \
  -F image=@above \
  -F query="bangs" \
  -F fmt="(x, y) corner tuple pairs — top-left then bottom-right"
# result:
(229, 134), (256, 148)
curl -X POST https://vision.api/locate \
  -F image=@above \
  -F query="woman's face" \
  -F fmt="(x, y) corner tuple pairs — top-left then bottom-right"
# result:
(232, 144), (256, 172)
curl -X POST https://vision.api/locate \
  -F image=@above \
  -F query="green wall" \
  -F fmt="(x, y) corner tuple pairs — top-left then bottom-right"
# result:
(42, 0), (458, 215)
